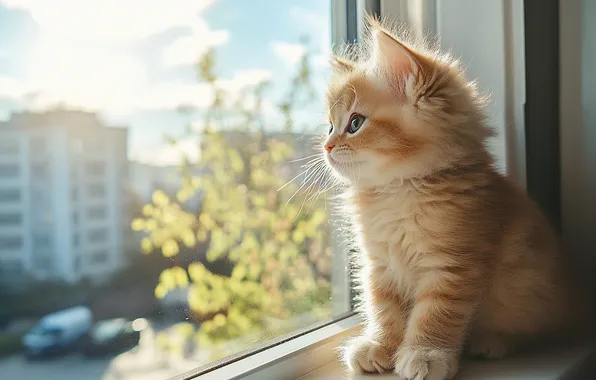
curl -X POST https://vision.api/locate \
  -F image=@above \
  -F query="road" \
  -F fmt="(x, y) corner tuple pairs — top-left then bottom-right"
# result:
(0, 325), (208, 380)
(0, 354), (111, 380)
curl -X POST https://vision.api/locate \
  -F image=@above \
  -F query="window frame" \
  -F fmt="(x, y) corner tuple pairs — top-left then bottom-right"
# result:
(179, 0), (596, 379)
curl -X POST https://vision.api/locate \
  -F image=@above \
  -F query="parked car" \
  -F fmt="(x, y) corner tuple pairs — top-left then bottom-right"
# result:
(80, 318), (147, 357)
(22, 306), (93, 359)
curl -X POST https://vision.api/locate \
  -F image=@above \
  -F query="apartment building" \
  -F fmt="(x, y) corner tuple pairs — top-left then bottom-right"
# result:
(0, 110), (128, 285)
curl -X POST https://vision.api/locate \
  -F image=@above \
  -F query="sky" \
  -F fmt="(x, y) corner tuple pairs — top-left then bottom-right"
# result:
(0, 0), (332, 165)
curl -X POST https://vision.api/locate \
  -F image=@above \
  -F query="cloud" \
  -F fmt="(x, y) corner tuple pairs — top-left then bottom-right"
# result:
(0, 76), (27, 100)
(133, 137), (200, 166)
(137, 82), (213, 111)
(162, 20), (229, 67)
(289, 6), (330, 71)
(22, 38), (147, 112)
(0, 0), (216, 43)
(217, 69), (271, 92)
(0, 0), (232, 113)
(271, 41), (306, 66)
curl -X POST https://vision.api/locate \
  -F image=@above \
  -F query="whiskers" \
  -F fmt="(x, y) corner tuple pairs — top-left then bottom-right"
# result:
(278, 151), (343, 221)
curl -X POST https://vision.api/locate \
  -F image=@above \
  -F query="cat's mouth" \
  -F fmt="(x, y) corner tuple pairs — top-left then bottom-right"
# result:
(326, 153), (363, 167)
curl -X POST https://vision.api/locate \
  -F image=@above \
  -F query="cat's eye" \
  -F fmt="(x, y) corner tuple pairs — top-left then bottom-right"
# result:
(348, 114), (366, 134)
(328, 124), (333, 135)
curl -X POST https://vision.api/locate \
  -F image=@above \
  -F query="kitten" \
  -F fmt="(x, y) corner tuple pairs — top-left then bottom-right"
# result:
(323, 18), (590, 380)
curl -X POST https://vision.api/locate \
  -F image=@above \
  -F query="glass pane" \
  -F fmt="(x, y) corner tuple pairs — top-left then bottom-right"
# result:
(0, 1), (346, 379)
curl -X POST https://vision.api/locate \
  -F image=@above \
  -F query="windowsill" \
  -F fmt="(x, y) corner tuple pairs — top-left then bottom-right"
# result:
(191, 314), (596, 380)
(301, 344), (595, 380)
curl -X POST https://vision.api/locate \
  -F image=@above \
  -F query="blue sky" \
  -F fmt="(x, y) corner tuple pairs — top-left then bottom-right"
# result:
(0, 0), (331, 165)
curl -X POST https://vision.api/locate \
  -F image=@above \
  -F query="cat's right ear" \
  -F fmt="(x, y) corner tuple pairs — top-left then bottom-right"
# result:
(330, 54), (355, 74)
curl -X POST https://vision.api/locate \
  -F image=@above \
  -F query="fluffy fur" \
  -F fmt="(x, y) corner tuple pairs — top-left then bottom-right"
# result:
(322, 17), (590, 380)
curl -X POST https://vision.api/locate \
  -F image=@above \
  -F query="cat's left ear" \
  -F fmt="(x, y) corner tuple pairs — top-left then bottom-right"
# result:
(330, 54), (355, 74)
(370, 27), (420, 79)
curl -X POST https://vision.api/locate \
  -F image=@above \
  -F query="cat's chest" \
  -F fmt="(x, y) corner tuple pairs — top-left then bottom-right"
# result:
(353, 188), (431, 292)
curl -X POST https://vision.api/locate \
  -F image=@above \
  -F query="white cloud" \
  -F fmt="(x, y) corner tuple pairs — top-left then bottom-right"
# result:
(0, 0), (215, 43)
(0, 76), (27, 100)
(217, 69), (271, 92)
(137, 82), (214, 111)
(289, 6), (331, 71)
(0, 0), (232, 113)
(162, 20), (229, 67)
(271, 41), (306, 66)
(22, 37), (147, 112)
(133, 137), (200, 166)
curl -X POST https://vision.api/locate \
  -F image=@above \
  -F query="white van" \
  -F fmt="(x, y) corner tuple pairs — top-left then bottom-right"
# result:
(22, 306), (93, 358)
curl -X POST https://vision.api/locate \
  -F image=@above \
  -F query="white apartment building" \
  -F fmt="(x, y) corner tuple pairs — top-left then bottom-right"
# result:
(0, 110), (128, 285)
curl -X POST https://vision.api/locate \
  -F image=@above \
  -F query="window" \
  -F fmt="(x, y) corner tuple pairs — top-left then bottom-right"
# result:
(0, 188), (21, 202)
(34, 255), (53, 271)
(0, 213), (21, 225)
(87, 206), (107, 220)
(0, 164), (18, 178)
(86, 161), (106, 176)
(31, 162), (50, 179)
(0, 1), (344, 377)
(0, 236), (23, 249)
(87, 228), (108, 243)
(87, 184), (106, 198)
(8, 1), (584, 380)
(0, 259), (23, 275)
(89, 250), (109, 264)
(33, 234), (51, 249)
(0, 139), (19, 155)
(30, 136), (45, 153)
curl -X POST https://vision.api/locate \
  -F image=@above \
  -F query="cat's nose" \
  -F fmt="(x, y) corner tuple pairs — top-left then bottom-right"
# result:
(325, 142), (335, 153)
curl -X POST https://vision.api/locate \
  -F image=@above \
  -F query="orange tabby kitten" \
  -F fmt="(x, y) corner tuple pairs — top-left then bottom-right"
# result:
(323, 19), (589, 380)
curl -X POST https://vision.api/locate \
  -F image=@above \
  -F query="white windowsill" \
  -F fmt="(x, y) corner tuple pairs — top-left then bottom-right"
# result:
(190, 313), (594, 380)
(302, 345), (594, 380)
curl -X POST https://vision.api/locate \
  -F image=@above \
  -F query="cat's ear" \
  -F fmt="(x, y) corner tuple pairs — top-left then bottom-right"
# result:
(330, 54), (355, 74)
(370, 27), (419, 78)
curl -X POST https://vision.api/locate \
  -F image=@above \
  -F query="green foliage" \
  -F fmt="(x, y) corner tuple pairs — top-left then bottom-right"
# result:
(133, 42), (332, 358)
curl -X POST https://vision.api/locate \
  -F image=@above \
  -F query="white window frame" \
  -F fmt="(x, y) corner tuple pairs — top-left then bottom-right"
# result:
(187, 1), (596, 379)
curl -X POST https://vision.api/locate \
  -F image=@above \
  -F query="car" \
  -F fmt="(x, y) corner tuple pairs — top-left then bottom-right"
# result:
(23, 306), (93, 359)
(79, 318), (147, 358)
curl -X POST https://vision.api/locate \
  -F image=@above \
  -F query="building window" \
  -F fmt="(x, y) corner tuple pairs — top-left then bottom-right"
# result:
(30, 137), (45, 153)
(35, 255), (53, 271)
(0, 236), (23, 249)
(73, 233), (80, 247)
(0, 213), (22, 226)
(0, 139), (19, 155)
(0, 189), (21, 202)
(32, 234), (51, 249)
(0, 164), (19, 178)
(31, 162), (50, 179)
(87, 184), (105, 198)
(86, 161), (105, 176)
(72, 187), (78, 201)
(0, 259), (23, 275)
(89, 250), (109, 264)
(87, 207), (107, 220)
(87, 228), (108, 243)
(73, 212), (79, 224)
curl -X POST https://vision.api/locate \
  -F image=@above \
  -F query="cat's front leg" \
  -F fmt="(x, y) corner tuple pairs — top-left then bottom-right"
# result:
(342, 267), (408, 373)
(393, 270), (481, 380)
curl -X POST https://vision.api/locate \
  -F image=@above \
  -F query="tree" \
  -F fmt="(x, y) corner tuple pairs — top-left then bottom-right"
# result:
(132, 43), (332, 359)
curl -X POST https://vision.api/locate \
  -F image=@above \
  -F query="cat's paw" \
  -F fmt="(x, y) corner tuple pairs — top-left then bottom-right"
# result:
(393, 346), (458, 380)
(342, 336), (394, 374)
(467, 333), (509, 359)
